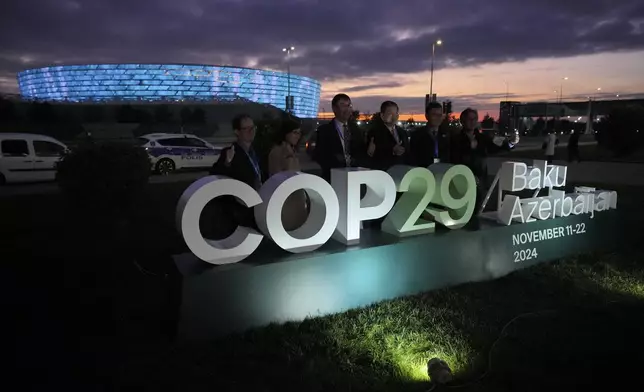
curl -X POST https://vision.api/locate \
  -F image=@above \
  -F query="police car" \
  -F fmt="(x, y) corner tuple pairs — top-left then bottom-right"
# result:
(138, 133), (222, 175)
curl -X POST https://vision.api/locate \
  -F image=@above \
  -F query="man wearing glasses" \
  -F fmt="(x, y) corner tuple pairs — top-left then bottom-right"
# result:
(211, 113), (263, 190)
(210, 114), (262, 232)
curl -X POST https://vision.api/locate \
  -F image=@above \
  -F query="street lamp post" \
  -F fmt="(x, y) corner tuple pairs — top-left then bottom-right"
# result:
(559, 77), (568, 103)
(592, 87), (602, 100)
(429, 39), (442, 101)
(282, 46), (295, 113)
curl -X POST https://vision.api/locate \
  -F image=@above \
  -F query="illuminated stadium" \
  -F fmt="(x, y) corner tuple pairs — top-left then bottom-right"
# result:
(17, 64), (322, 118)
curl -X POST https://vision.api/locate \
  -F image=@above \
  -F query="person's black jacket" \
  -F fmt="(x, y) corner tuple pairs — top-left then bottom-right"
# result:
(365, 119), (410, 171)
(313, 119), (367, 182)
(210, 142), (263, 190)
(450, 129), (511, 180)
(568, 132), (580, 150)
(209, 143), (263, 230)
(409, 125), (451, 168)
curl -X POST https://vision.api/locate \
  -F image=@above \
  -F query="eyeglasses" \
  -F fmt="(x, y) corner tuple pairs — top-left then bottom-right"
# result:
(335, 102), (353, 109)
(240, 125), (257, 132)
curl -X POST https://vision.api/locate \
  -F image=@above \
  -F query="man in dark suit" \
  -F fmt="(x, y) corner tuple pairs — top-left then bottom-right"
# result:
(451, 108), (518, 223)
(209, 114), (262, 232)
(210, 114), (263, 190)
(313, 93), (366, 182)
(450, 108), (516, 186)
(366, 100), (410, 171)
(409, 101), (451, 167)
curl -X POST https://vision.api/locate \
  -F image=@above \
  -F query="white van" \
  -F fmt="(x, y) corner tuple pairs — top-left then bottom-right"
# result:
(0, 133), (68, 184)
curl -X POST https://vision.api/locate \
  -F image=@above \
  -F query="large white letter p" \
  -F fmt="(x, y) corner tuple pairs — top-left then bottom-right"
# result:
(331, 168), (396, 245)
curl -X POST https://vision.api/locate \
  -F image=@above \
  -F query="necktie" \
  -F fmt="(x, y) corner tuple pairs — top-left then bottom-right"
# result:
(342, 124), (351, 165)
(391, 127), (400, 144)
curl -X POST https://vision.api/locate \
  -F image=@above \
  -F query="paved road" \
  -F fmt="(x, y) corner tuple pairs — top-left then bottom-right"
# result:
(0, 138), (607, 198)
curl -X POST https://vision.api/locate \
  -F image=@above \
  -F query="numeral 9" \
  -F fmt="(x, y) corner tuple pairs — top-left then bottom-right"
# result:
(425, 164), (477, 230)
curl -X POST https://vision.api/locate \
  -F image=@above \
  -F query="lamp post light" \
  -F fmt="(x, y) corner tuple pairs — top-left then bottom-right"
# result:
(559, 77), (568, 103)
(429, 39), (442, 101)
(282, 46), (295, 112)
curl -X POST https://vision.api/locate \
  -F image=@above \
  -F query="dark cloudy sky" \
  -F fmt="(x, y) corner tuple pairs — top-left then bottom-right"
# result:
(1, 0), (643, 117)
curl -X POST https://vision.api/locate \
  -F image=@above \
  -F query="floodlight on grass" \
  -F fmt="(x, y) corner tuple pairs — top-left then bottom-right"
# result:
(427, 358), (452, 384)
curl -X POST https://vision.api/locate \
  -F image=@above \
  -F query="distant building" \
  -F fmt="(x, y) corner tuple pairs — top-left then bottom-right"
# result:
(17, 63), (321, 119)
(499, 101), (521, 133)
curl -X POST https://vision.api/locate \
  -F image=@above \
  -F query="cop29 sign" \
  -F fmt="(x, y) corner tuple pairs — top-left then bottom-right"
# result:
(176, 161), (617, 265)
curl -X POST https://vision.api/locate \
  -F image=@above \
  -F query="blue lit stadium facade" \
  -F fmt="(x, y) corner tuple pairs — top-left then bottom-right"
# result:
(17, 64), (321, 118)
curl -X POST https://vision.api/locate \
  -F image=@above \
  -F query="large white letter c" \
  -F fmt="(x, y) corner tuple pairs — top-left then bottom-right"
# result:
(176, 176), (263, 265)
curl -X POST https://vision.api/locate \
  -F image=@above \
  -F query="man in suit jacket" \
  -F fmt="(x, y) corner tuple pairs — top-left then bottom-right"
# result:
(313, 93), (367, 182)
(409, 101), (451, 167)
(210, 114), (263, 190)
(210, 114), (262, 231)
(366, 100), (410, 171)
(450, 108), (516, 185)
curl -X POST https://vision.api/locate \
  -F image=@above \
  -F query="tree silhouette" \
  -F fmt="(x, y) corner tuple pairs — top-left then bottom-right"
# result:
(116, 104), (138, 123)
(191, 108), (206, 124)
(0, 97), (17, 122)
(180, 107), (193, 125)
(481, 114), (495, 129)
(27, 102), (57, 124)
(82, 105), (105, 123)
(136, 109), (153, 124)
(597, 106), (644, 155)
(154, 105), (173, 123)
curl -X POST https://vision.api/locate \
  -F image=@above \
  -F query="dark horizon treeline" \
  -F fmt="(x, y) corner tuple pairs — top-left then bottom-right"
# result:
(0, 97), (216, 140)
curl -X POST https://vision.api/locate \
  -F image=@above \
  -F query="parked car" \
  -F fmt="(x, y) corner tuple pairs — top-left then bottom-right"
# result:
(138, 133), (221, 175)
(0, 133), (68, 185)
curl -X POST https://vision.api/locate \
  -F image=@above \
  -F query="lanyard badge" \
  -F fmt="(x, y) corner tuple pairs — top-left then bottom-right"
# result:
(432, 131), (439, 162)
(242, 146), (261, 180)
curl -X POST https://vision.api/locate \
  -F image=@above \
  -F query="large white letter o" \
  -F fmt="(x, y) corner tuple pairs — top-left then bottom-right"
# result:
(176, 176), (263, 265)
(255, 171), (340, 253)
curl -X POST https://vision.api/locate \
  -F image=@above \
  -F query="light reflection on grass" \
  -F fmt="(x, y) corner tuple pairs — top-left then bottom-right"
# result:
(122, 249), (644, 390)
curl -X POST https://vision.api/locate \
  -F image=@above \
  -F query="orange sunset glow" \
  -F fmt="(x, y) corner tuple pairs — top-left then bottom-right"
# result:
(313, 51), (644, 121)
(317, 112), (429, 122)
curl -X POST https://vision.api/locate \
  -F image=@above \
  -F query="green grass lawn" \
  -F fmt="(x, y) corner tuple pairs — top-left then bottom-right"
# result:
(113, 248), (644, 391)
(3, 179), (644, 390)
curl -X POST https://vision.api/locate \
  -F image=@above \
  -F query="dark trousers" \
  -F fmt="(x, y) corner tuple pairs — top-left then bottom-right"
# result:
(205, 198), (258, 240)
(568, 148), (581, 162)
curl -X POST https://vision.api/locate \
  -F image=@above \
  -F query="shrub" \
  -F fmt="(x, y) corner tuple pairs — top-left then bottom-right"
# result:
(56, 142), (151, 219)
(596, 106), (644, 155)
